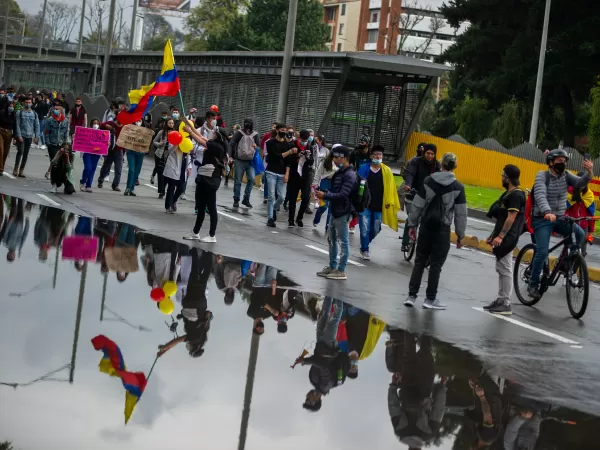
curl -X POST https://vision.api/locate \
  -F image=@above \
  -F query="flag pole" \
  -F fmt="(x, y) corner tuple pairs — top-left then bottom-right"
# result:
(178, 91), (186, 118)
(146, 355), (159, 382)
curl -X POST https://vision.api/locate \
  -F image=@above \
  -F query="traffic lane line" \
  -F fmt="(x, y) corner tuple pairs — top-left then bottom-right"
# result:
(3, 172), (15, 179)
(37, 193), (60, 206)
(305, 244), (365, 267)
(472, 307), (581, 346)
(144, 183), (158, 190)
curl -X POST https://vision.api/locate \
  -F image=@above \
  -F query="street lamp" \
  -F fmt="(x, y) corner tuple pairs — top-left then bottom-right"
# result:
(92, 0), (107, 96)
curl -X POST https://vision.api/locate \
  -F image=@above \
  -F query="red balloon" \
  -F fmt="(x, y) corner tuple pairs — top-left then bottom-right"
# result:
(150, 287), (165, 302)
(168, 131), (183, 145)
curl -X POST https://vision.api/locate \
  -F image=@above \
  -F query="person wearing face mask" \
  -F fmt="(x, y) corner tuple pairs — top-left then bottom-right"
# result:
(0, 98), (17, 176)
(43, 105), (69, 179)
(13, 97), (39, 177)
(265, 123), (296, 227)
(154, 111), (169, 134)
(97, 120), (123, 192)
(152, 118), (176, 198)
(34, 94), (49, 150)
(285, 129), (315, 227)
(282, 127), (297, 211)
(171, 108), (181, 125)
(356, 145), (400, 260)
(230, 118), (260, 209)
(69, 97), (88, 138)
(78, 118), (103, 193)
(526, 149), (593, 300)
(102, 100), (118, 123)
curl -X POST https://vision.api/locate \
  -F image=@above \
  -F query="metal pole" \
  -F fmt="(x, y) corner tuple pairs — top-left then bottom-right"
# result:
(436, 76), (440, 103)
(37, 0), (49, 58)
(1, 1), (9, 83)
(100, 0), (117, 95)
(69, 261), (87, 384)
(21, 16), (25, 45)
(129, 0), (138, 50)
(529, 0), (552, 146)
(93, 6), (102, 96)
(100, 272), (107, 321)
(238, 332), (260, 450)
(275, 0), (298, 123)
(76, 0), (87, 59)
(52, 245), (60, 289)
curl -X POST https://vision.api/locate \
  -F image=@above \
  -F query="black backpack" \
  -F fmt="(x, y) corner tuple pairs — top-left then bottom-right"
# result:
(351, 175), (371, 216)
(421, 181), (450, 230)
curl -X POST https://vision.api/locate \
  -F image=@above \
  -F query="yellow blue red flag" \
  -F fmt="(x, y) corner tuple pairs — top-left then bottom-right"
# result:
(117, 39), (180, 125)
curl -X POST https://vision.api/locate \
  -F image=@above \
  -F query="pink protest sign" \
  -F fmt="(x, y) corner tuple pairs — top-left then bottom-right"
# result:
(62, 236), (99, 261)
(72, 126), (110, 155)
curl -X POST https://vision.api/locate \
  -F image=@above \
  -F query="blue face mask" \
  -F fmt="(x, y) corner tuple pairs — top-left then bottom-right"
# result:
(338, 162), (344, 169)
(8, 107), (14, 113)
(300, 140), (308, 147)
(372, 158), (382, 165)
(308, 136), (314, 142)
(53, 109), (60, 116)
(172, 113), (179, 120)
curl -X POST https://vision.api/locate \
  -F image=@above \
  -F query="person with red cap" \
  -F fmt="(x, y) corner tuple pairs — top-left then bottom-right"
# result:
(210, 105), (225, 128)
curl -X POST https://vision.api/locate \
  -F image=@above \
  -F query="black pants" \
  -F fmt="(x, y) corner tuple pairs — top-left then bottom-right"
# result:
(47, 144), (59, 162)
(98, 149), (123, 188)
(14, 137), (32, 171)
(164, 176), (184, 210)
(193, 182), (218, 236)
(408, 226), (451, 300)
(287, 174), (310, 223)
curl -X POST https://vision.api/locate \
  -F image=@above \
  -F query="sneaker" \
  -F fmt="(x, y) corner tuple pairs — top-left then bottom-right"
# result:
(112, 186), (121, 192)
(18, 171), (25, 178)
(489, 302), (512, 315)
(40, 144), (47, 150)
(404, 295), (417, 307)
(183, 232), (201, 240)
(423, 299), (446, 310)
(259, 186), (264, 192)
(360, 250), (371, 260)
(85, 187), (93, 193)
(296, 219), (303, 228)
(317, 266), (334, 277)
(233, 200), (240, 208)
(166, 208), (175, 214)
(349, 227), (355, 234)
(124, 189), (130, 196)
(150, 176), (155, 185)
(135, 179), (140, 186)
(158, 193), (164, 199)
(288, 221), (295, 228)
(44, 171), (50, 180)
(326, 270), (347, 280)
(129, 191), (137, 197)
(400, 244), (410, 252)
(483, 299), (501, 311)
(172, 203), (177, 212)
(98, 181), (103, 188)
(267, 218), (276, 228)
(200, 235), (217, 243)
(263, 199), (267, 204)
(50, 185), (57, 194)
(273, 211), (277, 222)
(80, 184), (85, 192)
(283, 203), (288, 212)
(181, 194), (187, 201)
(242, 198), (253, 208)
(305, 206), (313, 215)
(527, 286), (542, 300)
(12, 169), (18, 177)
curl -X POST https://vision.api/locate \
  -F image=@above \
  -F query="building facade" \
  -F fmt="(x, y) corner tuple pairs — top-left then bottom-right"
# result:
(323, 0), (362, 52)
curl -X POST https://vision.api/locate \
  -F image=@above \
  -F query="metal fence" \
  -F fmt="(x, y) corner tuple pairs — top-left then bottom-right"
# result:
(4, 35), (105, 55)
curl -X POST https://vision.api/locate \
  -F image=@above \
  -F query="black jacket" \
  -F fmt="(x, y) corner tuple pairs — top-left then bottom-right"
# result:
(324, 165), (357, 218)
(404, 156), (441, 199)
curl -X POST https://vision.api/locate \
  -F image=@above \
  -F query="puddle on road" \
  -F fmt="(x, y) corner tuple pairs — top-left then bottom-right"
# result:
(0, 195), (599, 449)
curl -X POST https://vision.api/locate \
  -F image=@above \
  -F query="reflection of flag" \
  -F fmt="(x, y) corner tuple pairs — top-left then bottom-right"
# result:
(91, 335), (147, 424)
(117, 39), (180, 125)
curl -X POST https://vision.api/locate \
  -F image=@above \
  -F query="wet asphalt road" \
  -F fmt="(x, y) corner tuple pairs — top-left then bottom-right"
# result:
(1, 149), (600, 417)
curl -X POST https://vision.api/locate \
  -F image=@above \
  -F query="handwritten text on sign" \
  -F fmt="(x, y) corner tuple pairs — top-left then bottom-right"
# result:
(72, 126), (110, 155)
(116, 125), (154, 153)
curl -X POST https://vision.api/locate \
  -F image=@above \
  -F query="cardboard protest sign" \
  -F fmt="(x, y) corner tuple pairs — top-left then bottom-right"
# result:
(72, 126), (110, 155)
(62, 236), (99, 261)
(105, 247), (139, 273)
(116, 125), (154, 153)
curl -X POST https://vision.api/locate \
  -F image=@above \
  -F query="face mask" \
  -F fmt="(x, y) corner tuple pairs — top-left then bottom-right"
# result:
(372, 158), (382, 165)
(172, 113), (179, 120)
(338, 162), (344, 169)
(7, 93), (13, 99)
(210, 119), (217, 128)
(161, 115), (167, 120)
(92, 124), (100, 129)
(0, 94), (4, 98)
(8, 107), (14, 113)
(308, 136), (314, 142)
(553, 162), (566, 174)
(300, 140), (308, 147)
(358, 143), (366, 149)
(53, 109), (60, 116)
(24, 104), (31, 109)
(277, 131), (286, 139)
(135, 121), (142, 126)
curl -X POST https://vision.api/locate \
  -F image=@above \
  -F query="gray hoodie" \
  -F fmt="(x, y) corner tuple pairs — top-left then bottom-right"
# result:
(407, 171), (468, 239)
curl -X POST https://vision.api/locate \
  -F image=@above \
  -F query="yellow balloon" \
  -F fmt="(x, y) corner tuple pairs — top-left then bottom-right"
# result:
(179, 137), (194, 154)
(158, 298), (174, 315)
(179, 120), (190, 138)
(163, 281), (177, 297)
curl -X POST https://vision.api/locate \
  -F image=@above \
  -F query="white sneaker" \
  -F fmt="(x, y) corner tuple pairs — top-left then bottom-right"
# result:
(80, 184), (85, 192)
(200, 235), (217, 243)
(183, 232), (201, 240)
(40, 144), (47, 150)
(349, 227), (355, 234)
(50, 185), (57, 194)
(181, 194), (187, 201)
(360, 250), (371, 260)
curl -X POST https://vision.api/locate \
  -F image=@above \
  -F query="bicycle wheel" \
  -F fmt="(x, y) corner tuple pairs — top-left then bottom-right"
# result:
(404, 240), (416, 262)
(565, 252), (589, 319)
(513, 244), (541, 306)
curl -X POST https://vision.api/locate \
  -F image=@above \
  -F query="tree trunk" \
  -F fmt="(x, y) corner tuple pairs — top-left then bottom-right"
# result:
(561, 84), (575, 148)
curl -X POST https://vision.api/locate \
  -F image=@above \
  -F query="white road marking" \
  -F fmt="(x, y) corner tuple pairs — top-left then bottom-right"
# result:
(217, 210), (244, 222)
(37, 193), (60, 206)
(144, 183), (158, 190)
(472, 307), (580, 345)
(305, 244), (365, 267)
(3, 172), (15, 179)
(468, 217), (494, 226)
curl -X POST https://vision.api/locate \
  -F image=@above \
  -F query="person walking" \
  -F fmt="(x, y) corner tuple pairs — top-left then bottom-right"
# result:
(286, 129), (315, 227)
(184, 122), (224, 242)
(0, 97), (16, 176)
(484, 164), (525, 315)
(34, 93), (49, 150)
(79, 118), (103, 193)
(124, 128), (145, 197)
(265, 123), (296, 228)
(13, 96), (39, 177)
(152, 118), (176, 198)
(97, 120), (123, 191)
(356, 145), (400, 260)
(230, 118), (259, 209)
(315, 146), (357, 281)
(43, 105), (69, 179)
(50, 143), (76, 195)
(69, 97), (87, 139)
(404, 153), (467, 310)
(312, 148), (336, 229)
(161, 135), (188, 213)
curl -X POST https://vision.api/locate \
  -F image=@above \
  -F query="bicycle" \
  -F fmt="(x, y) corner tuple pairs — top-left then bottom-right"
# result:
(402, 188), (417, 262)
(513, 216), (597, 319)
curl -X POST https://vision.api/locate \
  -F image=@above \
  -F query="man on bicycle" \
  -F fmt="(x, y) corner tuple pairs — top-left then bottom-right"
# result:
(528, 149), (593, 300)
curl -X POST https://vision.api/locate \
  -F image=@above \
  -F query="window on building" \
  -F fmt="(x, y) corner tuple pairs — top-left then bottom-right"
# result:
(341, 3), (346, 16)
(325, 7), (335, 21)
(339, 23), (344, 35)
(370, 10), (379, 23)
(367, 29), (378, 44)
(337, 43), (342, 52)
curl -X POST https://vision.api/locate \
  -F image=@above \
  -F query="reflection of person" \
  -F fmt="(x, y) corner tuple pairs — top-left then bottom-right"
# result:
(213, 255), (241, 305)
(157, 249), (213, 358)
(1, 198), (29, 262)
(465, 376), (503, 448)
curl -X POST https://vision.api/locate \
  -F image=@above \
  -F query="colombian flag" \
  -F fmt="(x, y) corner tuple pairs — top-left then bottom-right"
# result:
(117, 39), (180, 125)
(91, 335), (148, 424)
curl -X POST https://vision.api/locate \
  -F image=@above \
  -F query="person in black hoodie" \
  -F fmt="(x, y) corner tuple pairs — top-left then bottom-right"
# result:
(286, 129), (315, 228)
(0, 97), (16, 176)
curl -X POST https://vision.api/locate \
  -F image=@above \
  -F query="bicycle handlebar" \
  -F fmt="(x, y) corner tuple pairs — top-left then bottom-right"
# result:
(561, 216), (600, 222)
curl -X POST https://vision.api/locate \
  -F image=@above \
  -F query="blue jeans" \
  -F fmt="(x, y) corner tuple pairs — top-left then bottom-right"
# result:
(80, 153), (101, 187)
(39, 118), (46, 145)
(263, 172), (269, 199)
(359, 208), (382, 252)
(313, 178), (331, 226)
(266, 171), (286, 219)
(126, 150), (144, 191)
(328, 214), (351, 272)
(529, 217), (585, 288)
(233, 159), (255, 201)
(317, 296), (344, 348)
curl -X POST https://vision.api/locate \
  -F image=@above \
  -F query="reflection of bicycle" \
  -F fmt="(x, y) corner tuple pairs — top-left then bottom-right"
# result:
(514, 217), (597, 319)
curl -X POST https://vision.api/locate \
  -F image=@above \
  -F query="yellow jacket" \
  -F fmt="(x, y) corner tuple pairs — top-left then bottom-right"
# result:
(381, 164), (401, 231)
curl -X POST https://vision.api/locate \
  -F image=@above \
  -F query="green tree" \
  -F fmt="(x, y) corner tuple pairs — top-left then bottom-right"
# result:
(184, 0), (246, 51)
(589, 83), (600, 158)
(453, 94), (495, 143)
(491, 97), (525, 148)
(0, 441), (14, 450)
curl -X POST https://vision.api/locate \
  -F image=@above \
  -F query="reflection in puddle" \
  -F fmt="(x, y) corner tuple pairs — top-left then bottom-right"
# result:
(0, 195), (598, 449)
